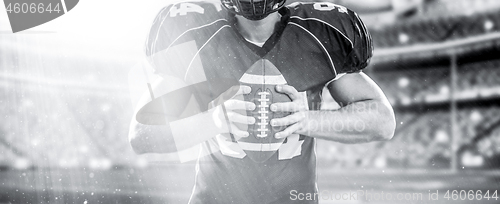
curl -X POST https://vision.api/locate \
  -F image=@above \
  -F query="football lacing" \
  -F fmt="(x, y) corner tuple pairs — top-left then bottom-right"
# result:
(256, 91), (270, 138)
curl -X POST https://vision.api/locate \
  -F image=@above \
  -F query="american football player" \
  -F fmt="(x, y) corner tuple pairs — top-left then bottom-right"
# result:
(129, 0), (395, 203)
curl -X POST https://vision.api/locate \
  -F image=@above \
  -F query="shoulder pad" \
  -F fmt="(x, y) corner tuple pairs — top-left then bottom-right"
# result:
(287, 2), (373, 73)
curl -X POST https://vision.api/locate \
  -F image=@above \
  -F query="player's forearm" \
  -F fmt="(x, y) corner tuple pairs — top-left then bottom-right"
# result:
(297, 99), (395, 144)
(129, 120), (178, 154)
(129, 106), (228, 154)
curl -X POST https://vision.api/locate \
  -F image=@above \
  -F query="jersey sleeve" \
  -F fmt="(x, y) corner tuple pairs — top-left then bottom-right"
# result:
(144, 1), (226, 78)
(340, 10), (373, 73)
(137, 1), (231, 122)
(288, 2), (373, 75)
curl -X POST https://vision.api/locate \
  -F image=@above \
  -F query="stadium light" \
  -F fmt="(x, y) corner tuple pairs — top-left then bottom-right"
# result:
(401, 96), (411, 106)
(484, 19), (494, 31)
(470, 110), (483, 123)
(398, 77), (410, 88)
(398, 33), (410, 44)
(89, 157), (112, 170)
(13, 158), (32, 170)
(461, 151), (484, 167)
(439, 85), (450, 95)
(435, 130), (449, 143)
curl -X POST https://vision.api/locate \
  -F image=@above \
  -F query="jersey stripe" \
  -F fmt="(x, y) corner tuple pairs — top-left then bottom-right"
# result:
(164, 19), (228, 56)
(290, 16), (354, 49)
(184, 25), (231, 80)
(150, 17), (227, 61)
(288, 22), (338, 77)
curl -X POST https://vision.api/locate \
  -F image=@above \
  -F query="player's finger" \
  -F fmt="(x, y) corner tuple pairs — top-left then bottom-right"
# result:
(224, 99), (256, 111)
(275, 85), (299, 100)
(229, 123), (249, 140)
(226, 111), (256, 125)
(219, 85), (250, 103)
(210, 85), (248, 108)
(275, 122), (302, 139)
(270, 101), (305, 112)
(235, 85), (251, 96)
(270, 111), (306, 127)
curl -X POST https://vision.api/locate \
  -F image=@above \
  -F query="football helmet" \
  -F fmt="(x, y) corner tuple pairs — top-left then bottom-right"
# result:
(221, 0), (286, 20)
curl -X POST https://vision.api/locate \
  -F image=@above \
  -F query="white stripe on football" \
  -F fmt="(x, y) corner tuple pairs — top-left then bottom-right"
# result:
(239, 59), (287, 85)
(239, 74), (287, 85)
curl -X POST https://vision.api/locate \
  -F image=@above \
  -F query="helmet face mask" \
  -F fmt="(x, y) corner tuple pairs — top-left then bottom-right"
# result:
(221, 0), (286, 20)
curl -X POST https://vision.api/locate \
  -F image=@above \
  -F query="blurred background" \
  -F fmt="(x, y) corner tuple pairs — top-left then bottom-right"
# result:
(1, 0), (500, 203)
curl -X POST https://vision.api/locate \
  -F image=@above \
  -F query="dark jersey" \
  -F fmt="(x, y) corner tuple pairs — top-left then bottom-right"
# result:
(144, 1), (372, 203)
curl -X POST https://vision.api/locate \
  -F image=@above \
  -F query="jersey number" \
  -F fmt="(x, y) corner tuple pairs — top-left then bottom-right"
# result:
(313, 2), (348, 13)
(170, 3), (204, 17)
(169, 2), (222, 17)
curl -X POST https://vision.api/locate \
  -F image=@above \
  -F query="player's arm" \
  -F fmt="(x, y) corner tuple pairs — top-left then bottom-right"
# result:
(128, 78), (255, 154)
(128, 75), (194, 154)
(129, 118), (178, 154)
(270, 6), (395, 143)
(325, 72), (395, 143)
(270, 73), (395, 144)
(129, 75), (192, 154)
(128, 3), (253, 154)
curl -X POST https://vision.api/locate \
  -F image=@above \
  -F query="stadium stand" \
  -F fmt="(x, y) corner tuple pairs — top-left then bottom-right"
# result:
(0, 81), (135, 169)
(1, 0), (500, 171)
(316, 107), (500, 169)
(421, 0), (500, 20)
(317, 0), (500, 169)
(370, 59), (500, 107)
(371, 10), (500, 48)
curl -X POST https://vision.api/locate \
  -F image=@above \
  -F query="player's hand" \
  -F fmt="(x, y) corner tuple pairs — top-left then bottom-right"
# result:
(211, 85), (256, 141)
(270, 85), (307, 139)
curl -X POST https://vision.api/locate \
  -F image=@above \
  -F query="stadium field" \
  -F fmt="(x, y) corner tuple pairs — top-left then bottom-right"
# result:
(1, 165), (499, 204)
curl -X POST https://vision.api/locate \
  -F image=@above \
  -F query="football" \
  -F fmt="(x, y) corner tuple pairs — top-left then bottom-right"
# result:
(235, 59), (291, 163)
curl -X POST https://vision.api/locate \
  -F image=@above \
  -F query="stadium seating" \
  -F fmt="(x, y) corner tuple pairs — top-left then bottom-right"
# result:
(317, 107), (500, 169)
(0, 82), (136, 169)
(370, 9), (500, 48)
(371, 59), (500, 106)
(421, 0), (500, 20)
(316, 57), (500, 169)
